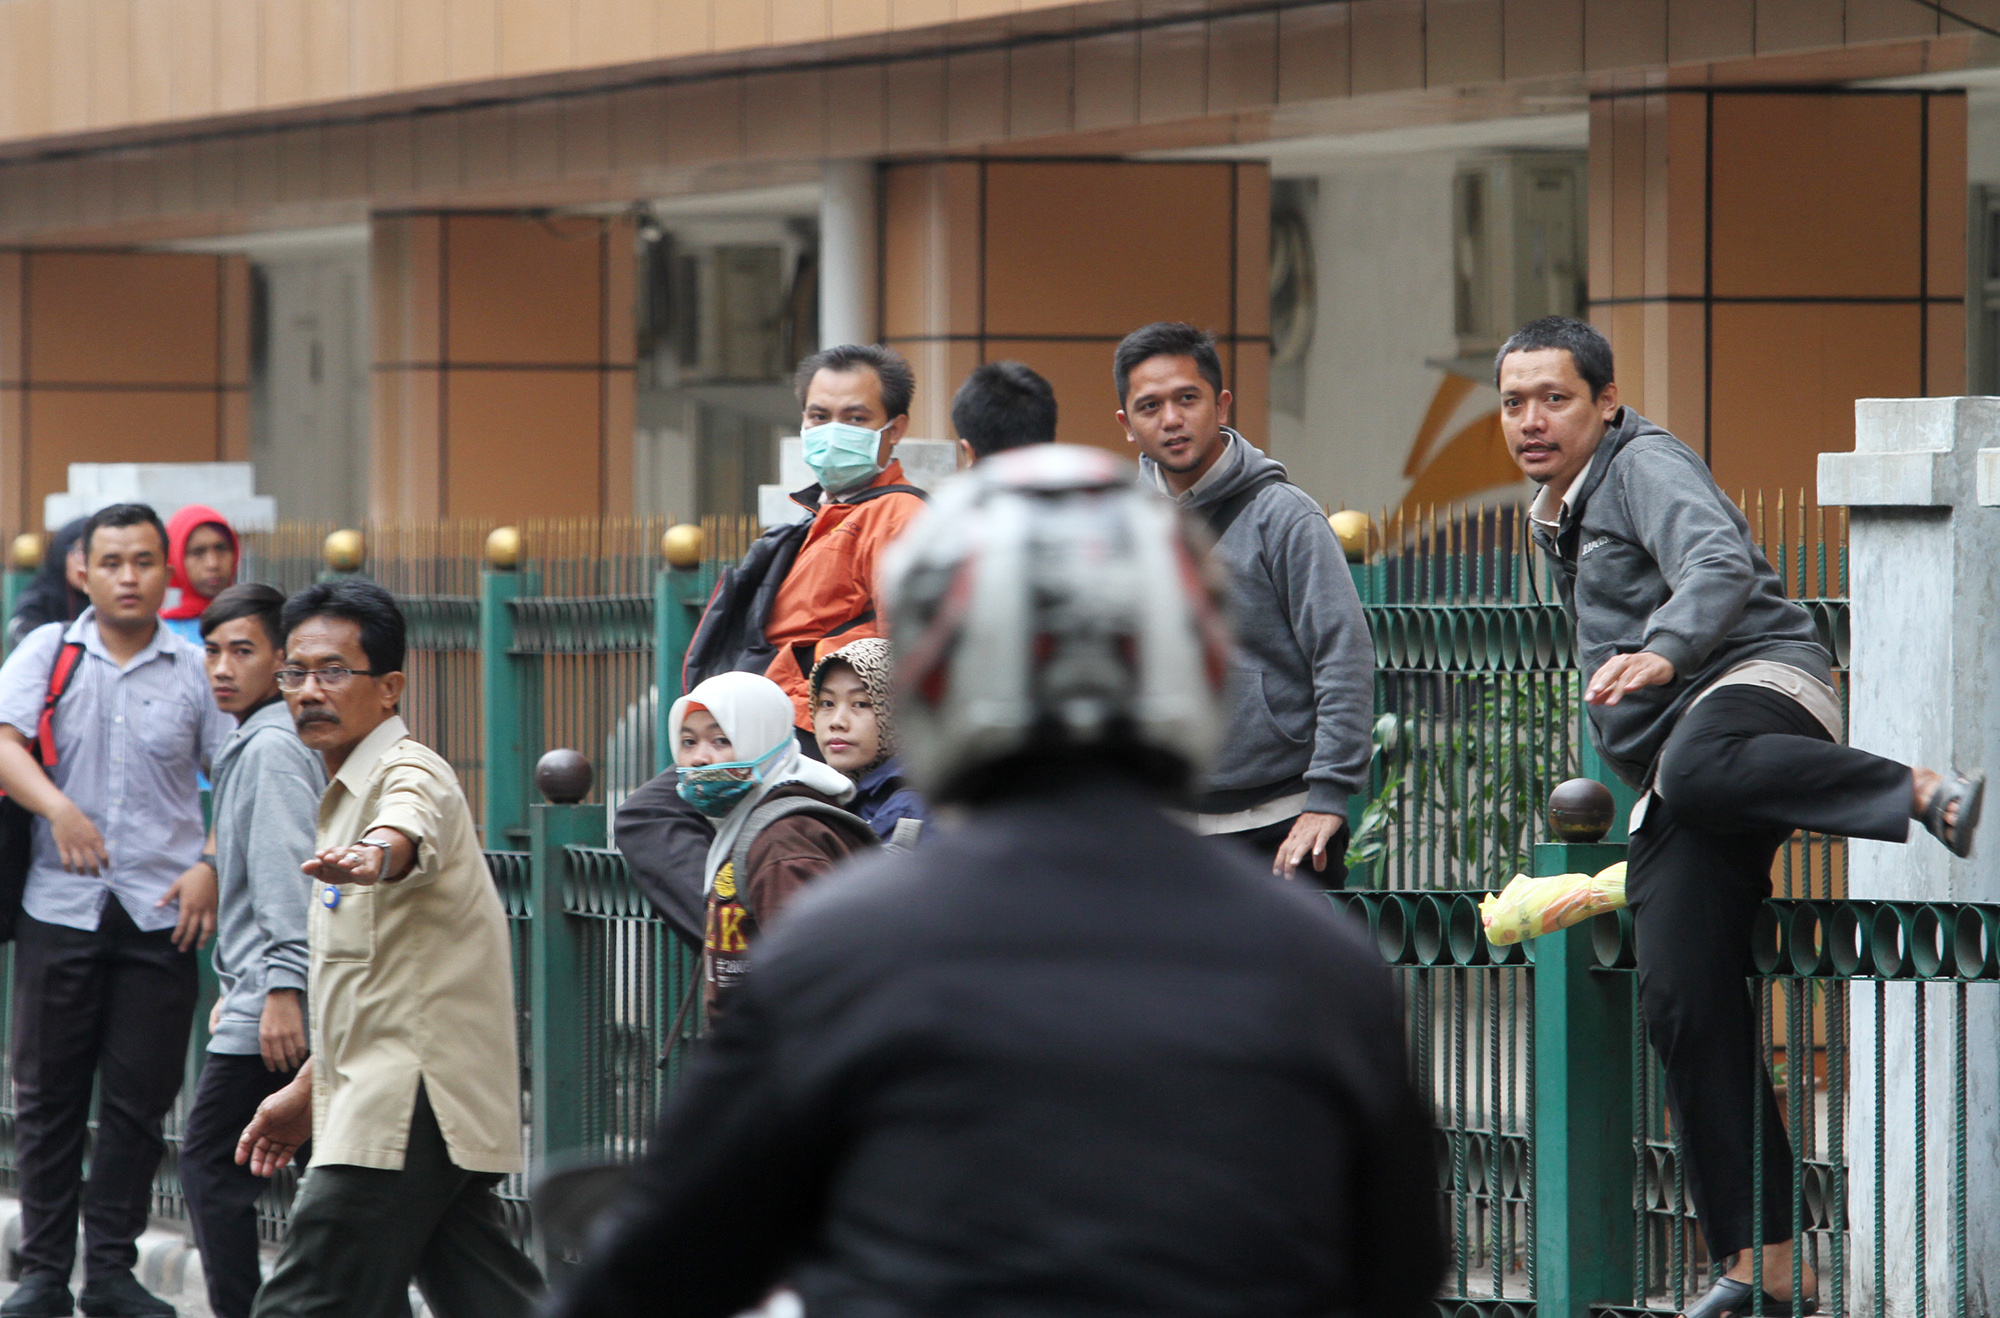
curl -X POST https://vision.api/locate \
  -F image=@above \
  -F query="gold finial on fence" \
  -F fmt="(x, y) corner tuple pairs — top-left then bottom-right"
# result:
(1328, 510), (1371, 562)
(485, 526), (523, 571)
(323, 528), (365, 573)
(9, 533), (41, 572)
(662, 522), (705, 570)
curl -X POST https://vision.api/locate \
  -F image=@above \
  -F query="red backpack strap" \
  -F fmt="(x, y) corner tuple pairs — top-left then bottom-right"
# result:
(35, 642), (85, 768)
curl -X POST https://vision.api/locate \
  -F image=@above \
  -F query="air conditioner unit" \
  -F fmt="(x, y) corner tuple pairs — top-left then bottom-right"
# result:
(1451, 151), (1588, 371)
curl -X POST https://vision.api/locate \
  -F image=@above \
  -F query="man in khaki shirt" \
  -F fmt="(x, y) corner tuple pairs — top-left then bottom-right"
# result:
(236, 580), (541, 1318)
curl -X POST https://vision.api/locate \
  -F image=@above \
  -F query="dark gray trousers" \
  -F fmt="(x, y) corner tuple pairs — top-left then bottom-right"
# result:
(250, 1084), (542, 1318)
(182, 1051), (306, 1318)
(10, 903), (197, 1283)
(1631, 685), (1910, 1261)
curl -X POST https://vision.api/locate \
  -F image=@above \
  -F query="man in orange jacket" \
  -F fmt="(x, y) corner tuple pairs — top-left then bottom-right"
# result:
(765, 344), (929, 741)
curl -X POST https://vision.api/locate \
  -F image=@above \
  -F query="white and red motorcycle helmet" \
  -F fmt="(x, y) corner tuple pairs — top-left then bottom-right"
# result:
(880, 443), (1234, 801)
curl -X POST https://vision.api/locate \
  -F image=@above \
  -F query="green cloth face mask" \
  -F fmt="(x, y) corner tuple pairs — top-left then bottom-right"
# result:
(801, 421), (886, 496)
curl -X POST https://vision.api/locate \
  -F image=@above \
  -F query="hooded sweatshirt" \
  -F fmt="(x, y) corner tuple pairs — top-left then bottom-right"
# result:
(162, 504), (239, 646)
(1528, 407), (1831, 787)
(1142, 430), (1374, 820)
(208, 696), (327, 1056)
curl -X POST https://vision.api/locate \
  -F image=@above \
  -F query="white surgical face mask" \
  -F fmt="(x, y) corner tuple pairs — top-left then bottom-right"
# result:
(801, 421), (886, 496)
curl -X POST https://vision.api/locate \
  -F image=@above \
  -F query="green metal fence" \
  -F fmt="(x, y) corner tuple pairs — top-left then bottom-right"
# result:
(0, 500), (1984, 1318)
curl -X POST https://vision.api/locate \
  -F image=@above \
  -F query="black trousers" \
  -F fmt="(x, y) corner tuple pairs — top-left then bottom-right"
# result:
(1631, 686), (1910, 1261)
(1222, 814), (1350, 890)
(11, 902), (198, 1282)
(251, 1084), (542, 1318)
(182, 1051), (308, 1318)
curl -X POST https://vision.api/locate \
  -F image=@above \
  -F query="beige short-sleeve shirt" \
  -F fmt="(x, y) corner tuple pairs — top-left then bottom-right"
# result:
(307, 716), (522, 1174)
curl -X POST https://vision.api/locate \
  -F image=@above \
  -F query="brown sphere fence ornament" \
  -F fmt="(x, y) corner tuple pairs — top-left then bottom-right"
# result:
(1547, 777), (1615, 844)
(1328, 510), (1372, 563)
(323, 528), (365, 574)
(486, 526), (524, 572)
(536, 749), (594, 805)
(662, 522), (705, 570)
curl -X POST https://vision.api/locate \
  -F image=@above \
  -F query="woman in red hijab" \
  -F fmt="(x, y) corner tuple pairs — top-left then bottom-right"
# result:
(162, 504), (240, 647)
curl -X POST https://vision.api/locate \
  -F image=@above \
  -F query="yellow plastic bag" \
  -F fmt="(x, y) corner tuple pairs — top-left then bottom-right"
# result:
(1479, 862), (1628, 945)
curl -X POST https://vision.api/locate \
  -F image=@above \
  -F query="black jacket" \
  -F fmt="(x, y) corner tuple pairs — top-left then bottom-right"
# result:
(612, 769), (711, 947)
(555, 780), (1445, 1318)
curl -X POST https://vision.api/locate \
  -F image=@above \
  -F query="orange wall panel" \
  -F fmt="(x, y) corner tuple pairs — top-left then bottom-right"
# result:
(1709, 303), (1923, 498)
(444, 214), (606, 365)
(1594, 89), (1961, 510)
(28, 252), (221, 385)
(982, 162), (1235, 339)
(444, 370), (605, 518)
(1709, 94), (1923, 300)
(24, 390), (223, 517)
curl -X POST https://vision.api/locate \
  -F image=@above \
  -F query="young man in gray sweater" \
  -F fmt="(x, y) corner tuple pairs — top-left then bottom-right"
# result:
(179, 584), (326, 1318)
(1115, 322), (1373, 883)
(1501, 316), (1981, 1318)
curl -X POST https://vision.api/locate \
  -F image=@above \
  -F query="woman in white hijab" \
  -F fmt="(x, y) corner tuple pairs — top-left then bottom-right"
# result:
(667, 671), (872, 1005)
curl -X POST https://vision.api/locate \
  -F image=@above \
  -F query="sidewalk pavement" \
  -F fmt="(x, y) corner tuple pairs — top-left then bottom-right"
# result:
(0, 1197), (434, 1318)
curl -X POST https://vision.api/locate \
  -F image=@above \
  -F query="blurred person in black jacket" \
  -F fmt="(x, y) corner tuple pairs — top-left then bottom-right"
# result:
(552, 445), (1446, 1318)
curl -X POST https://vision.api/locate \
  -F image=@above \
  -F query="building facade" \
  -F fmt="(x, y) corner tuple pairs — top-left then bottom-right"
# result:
(0, 0), (1992, 530)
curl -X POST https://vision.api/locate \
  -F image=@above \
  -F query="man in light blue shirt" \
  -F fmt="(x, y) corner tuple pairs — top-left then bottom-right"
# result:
(0, 503), (233, 1318)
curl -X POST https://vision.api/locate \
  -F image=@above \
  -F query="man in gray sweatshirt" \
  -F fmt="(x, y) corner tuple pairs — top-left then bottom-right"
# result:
(1502, 316), (1980, 1318)
(178, 584), (326, 1318)
(1115, 322), (1372, 883)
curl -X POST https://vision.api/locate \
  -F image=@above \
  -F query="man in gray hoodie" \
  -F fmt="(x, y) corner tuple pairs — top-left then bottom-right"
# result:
(178, 583), (326, 1318)
(1115, 322), (1372, 883)
(1502, 315), (1981, 1318)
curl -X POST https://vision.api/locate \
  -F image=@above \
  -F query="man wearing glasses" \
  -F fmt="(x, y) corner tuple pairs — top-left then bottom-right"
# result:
(233, 579), (542, 1318)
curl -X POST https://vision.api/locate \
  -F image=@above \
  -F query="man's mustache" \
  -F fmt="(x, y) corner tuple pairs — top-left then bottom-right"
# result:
(294, 709), (340, 726)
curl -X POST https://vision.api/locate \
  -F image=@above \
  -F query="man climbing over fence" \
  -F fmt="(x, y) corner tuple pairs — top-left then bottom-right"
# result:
(1498, 314), (1982, 1318)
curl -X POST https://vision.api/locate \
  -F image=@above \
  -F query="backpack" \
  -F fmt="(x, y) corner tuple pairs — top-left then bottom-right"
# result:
(702, 796), (881, 1002)
(0, 640), (86, 943)
(682, 484), (927, 691)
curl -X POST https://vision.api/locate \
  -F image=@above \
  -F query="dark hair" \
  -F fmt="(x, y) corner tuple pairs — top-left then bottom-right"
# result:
(200, 583), (286, 649)
(951, 361), (1058, 458)
(1493, 316), (1616, 398)
(794, 344), (915, 420)
(280, 579), (407, 676)
(1113, 322), (1225, 405)
(82, 503), (168, 559)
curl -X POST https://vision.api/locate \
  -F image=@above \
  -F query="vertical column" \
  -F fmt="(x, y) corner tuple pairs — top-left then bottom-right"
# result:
(1532, 836), (1635, 1318)
(1590, 89), (1965, 506)
(819, 160), (878, 351)
(0, 249), (249, 539)
(879, 160), (1270, 453)
(1820, 398), (2000, 1314)
(370, 212), (636, 521)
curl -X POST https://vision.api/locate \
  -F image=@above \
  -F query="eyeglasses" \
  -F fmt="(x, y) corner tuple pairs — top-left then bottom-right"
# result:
(275, 665), (384, 692)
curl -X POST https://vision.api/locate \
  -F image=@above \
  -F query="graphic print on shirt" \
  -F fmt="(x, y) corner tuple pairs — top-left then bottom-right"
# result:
(703, 860), (754, 997)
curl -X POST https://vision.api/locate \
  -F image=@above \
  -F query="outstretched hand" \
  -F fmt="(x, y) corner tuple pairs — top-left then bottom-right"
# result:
(1585, 652), (1675, 706)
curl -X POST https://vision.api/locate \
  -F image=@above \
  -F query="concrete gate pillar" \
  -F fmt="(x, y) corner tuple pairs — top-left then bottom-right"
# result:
(1820, 398), (2000, 1317)
(370, 211), (635, 522)
(878, 159), (1269, 451)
